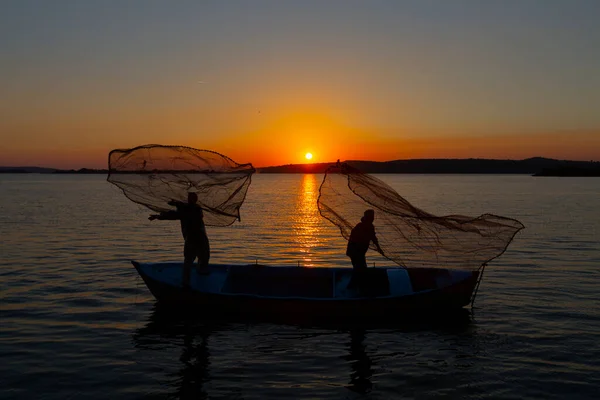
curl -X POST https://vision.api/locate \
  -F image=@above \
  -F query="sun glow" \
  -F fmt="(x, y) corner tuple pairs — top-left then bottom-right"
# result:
(305, 152), (313, 160)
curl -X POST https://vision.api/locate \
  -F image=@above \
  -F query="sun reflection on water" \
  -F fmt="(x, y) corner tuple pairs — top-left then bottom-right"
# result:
(293, 174), (322, 266)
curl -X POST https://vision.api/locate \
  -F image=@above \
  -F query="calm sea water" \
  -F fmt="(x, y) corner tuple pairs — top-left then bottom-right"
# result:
(1, 173), (599, 399)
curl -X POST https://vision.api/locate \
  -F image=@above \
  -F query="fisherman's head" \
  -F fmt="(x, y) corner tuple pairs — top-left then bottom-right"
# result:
(187, 192), (198, 204)
(362, 209), (375, 223)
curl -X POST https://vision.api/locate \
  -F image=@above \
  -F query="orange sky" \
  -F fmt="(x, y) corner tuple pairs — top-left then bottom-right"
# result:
(1, 129), (598, 169)
(1, 91), (598, 168)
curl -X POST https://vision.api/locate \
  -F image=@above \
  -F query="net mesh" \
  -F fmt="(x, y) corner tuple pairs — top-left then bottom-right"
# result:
(107, 145), (255, 227)
(318, 163), (524, 270)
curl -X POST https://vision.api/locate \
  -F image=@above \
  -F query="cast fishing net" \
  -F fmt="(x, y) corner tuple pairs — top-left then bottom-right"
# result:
(107, 145), (255, 226)
(318, 162), (524, 270)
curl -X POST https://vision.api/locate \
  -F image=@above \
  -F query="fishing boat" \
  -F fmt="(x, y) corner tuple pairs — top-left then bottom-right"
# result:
(108, 148), (521, 321)
(132, 261), (483, 320)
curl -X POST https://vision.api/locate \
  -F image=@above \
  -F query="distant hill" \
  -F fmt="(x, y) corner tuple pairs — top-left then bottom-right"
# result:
(257, 157), (600, 175)
(256, 163), (334, 174)
(2, 157), (599, 175)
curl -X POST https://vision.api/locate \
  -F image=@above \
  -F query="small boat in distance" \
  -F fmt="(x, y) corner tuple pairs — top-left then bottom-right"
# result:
(132, 261), (482, 321)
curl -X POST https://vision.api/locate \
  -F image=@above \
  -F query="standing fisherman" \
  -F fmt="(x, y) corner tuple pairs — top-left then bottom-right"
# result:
(346, 209), (383, 293)
(149, 192), (210, 288)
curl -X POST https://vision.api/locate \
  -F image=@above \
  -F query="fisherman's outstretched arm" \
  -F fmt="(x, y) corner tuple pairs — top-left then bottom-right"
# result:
(372, 235), (383, 253)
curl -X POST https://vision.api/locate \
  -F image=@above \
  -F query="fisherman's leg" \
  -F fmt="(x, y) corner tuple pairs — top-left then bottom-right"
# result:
(195, 237), (210, 274)
(183, 242), (196, 288)
(348, 255), (367, 290)
(349, 254), (368, 293)
(200, 237), (210, 267)
(351, 254), (367, 269)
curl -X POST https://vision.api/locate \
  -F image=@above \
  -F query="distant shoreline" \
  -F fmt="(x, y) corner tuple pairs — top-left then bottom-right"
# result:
(532, 167), (600, 177)
(1, 157), (599, 176)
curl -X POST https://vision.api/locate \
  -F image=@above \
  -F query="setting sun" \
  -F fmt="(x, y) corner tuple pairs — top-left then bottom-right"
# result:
(305, 152), (313, 160)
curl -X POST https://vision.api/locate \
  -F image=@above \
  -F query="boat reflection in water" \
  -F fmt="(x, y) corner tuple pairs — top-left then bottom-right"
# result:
(132, 305), (216, 399)
(345, 328), (374, 394)
(132, 305), (473, 398)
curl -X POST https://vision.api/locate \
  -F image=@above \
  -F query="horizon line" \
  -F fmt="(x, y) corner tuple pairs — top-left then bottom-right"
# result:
(2, 156), (599, 171)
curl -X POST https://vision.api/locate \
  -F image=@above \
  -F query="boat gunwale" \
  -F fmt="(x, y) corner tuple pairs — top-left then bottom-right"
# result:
(132, 260), (475, 302)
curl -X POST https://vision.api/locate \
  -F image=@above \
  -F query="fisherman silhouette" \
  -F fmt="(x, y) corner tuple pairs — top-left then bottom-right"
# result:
(149, 192), (210, 288)
(346, 209), (383, 294)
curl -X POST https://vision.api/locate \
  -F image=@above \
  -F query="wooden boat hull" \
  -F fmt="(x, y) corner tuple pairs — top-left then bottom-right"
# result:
(132, 261), (481, 321)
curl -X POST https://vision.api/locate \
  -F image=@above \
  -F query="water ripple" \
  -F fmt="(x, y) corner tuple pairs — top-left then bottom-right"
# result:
(0, 174), (599, 399)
